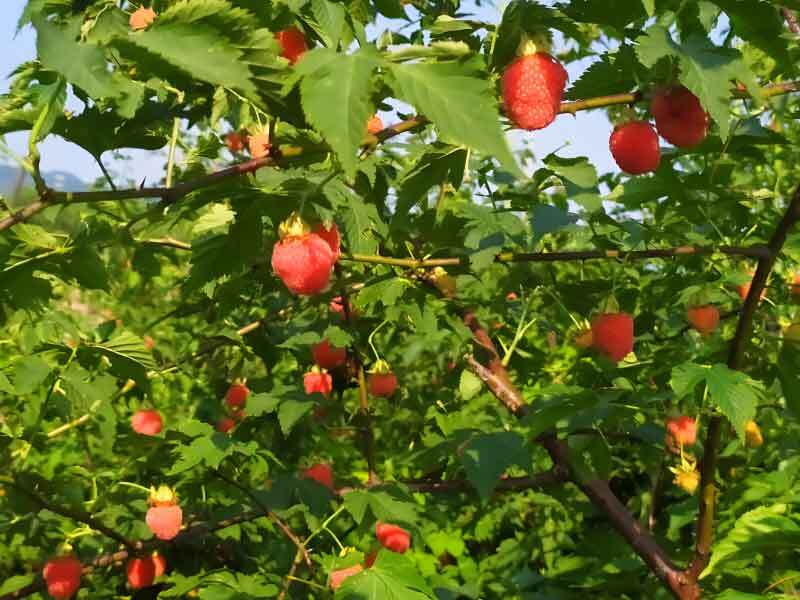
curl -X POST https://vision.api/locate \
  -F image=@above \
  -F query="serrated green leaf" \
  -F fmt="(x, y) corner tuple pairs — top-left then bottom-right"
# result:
(310, 0), (346, 49)
(13, 356), (51, 395)
(278, 398), (315, 434)
(670, 362), (709, 398)
(458, 369), (482, 400)
(707, 364), (761, 441)
(388, 59), (522, 178)
(342, 488), (418, 525)
(298, 47), (380, 178)
(459, 432), (531, 500)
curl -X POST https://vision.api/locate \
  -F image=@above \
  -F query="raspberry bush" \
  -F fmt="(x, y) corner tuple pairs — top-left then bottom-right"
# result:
(1, 1), (800, 599)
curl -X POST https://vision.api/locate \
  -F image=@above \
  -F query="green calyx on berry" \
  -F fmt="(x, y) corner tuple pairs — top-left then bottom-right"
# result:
(369, 359), (392, 375)
(278, 212), (311, 239)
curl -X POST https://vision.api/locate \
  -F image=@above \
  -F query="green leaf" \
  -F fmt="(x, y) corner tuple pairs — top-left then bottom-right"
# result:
(298, 47), (380, 178)
(81, 332), (156, 387)
(530, 204), (579, 240)
(337, 551), (433, 599)
(670, 362), (709, 399)
(278, 398), (315, 435)
(33, 16), (143, 118)
(246, 392), (283, 418)
(127, 22), (258, 97)
(388, 59), (522, 177)
(310, 0), (346, 49)
(0, 575), (35, 596)
(459, 432), (531, 500)
(701, 504), (800, 578)
(458, 369), (482, 401)
(29, 78), (66, 146)
(343, 488), (418, 525)
(13, 223), (60, 249)
(706, 364), (761, 441)
(778, 342), (800, 417)
(13, 356), (51, 395)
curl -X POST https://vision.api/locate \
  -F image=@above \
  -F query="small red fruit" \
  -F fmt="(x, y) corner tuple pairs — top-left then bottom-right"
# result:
(609, 121), (660, 174)
(216, 417), (236, 433)
(143, 335), (155, 350)
(272, 213), (336, 295)
(737, 272), (766, 302)
(151, 552), (167, 577)
(225, 132), (246, 153)
(367, 115), (383, 135)
(146, 486), (182, 541)
(591, 312), (634, 362)
(369, 374), (398, 397)
(225, 383), (249, 411)
(131, 409), (163, 436)
(43, 556), (82, 599)
(666, 416), (697, 450)
(687, 305), (720, 335)
(302, 462), (334, 490)
(127, 557), (156, 589)
(248, 132), (271, 158)
(312, 222), (341, 261)
(330, 564), (363, 590)
(276, 26), (308, 64)
(502, 48), (567, 131)
(506, 292), (518, 301)
(651, 86), (709, 148)
(791, 272), (800, 297)
(304, 368), (333, 395)
(312, 339), (347, 369)
(375, 522), (411, 553)
(574, 329), (593, 349)
(745, 420), (763, 448)
(130, 5), (156, 31)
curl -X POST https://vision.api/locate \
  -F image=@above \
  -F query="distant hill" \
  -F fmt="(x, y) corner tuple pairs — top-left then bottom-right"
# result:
(0, 163), (87, 196)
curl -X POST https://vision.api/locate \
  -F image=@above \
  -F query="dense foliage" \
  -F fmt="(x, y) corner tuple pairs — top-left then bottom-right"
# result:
(1, 0), (800, 599)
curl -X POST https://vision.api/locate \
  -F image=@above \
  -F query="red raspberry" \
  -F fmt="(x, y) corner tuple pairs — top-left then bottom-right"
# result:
(502, 51), (567, 131)
(42, 556), (82, 599)
(225, 383), (249, 411)
(330, 295), (358, 319)
(131, 409), (163, 436)
(146, 486), (182, 541)
(651, 86), (709, 148)
(329, 564), (363, 590)
(271, 214), (336, 296)
(304, 369), (333, 395)
(248, 132), (270, 158)
(143, 335), (155, 350)
(375, 522), (411, 553)
(216, 416), (236, 433)
(129, 5), (156, 31)
(151, 552), (167, 577)
(312, 339), (347, 369)
(687, 305), (720, 335)
(591, 312), (634, 362)
(367, 115), (383, 135)
(302, 462), (334, 490)
(275, 27), (308, 64)
(224, 132), (246, 153)
(312, 222), (341, 261)
(666, 416), (697, 451)
(609, 121), (660, 174)
(127, 557), (156, 589)
(368, 372), (397, 397)
(792, 272), (800, 297)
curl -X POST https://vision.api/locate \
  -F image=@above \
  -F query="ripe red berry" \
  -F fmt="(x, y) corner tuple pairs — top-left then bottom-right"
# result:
(151, 552), (167, 577)
(651, 86), (709, 148)
(367, 115), (383, 135)
(275, 26), (308, 64)
(302, 462), (334, 490)
(687, 305), (720, 335)
(248, 132), (270, 158)
(130, 5), (156, 31)
(272, 214), (336, 296)
(609, 121), (660, 175)
(502, 52), (567, 131)
(312, 222), (341, 261)
(737, 271), (766, 302)
(225, 383), (249, 411)
(131, 409), (163, 436)
(791, 272), (800, 297)
(146, 486), (182, 541)
(225, 132), (246, 153)
(368, 372), (397, 397)
(43, 556), (82, 599)
(304, 369), (333, 395)
(591, 312), (634, 362)
(312, 339), (347, 369)
(375, 522), (411, 553)
(666, 416), (697, 449)
(216, 416), (236, 433)
(127, 557), (156, 589)
(330, 564), (363, 590)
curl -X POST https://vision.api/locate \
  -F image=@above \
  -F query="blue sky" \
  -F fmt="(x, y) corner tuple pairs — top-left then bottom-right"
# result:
(0, 0), (616, 186)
